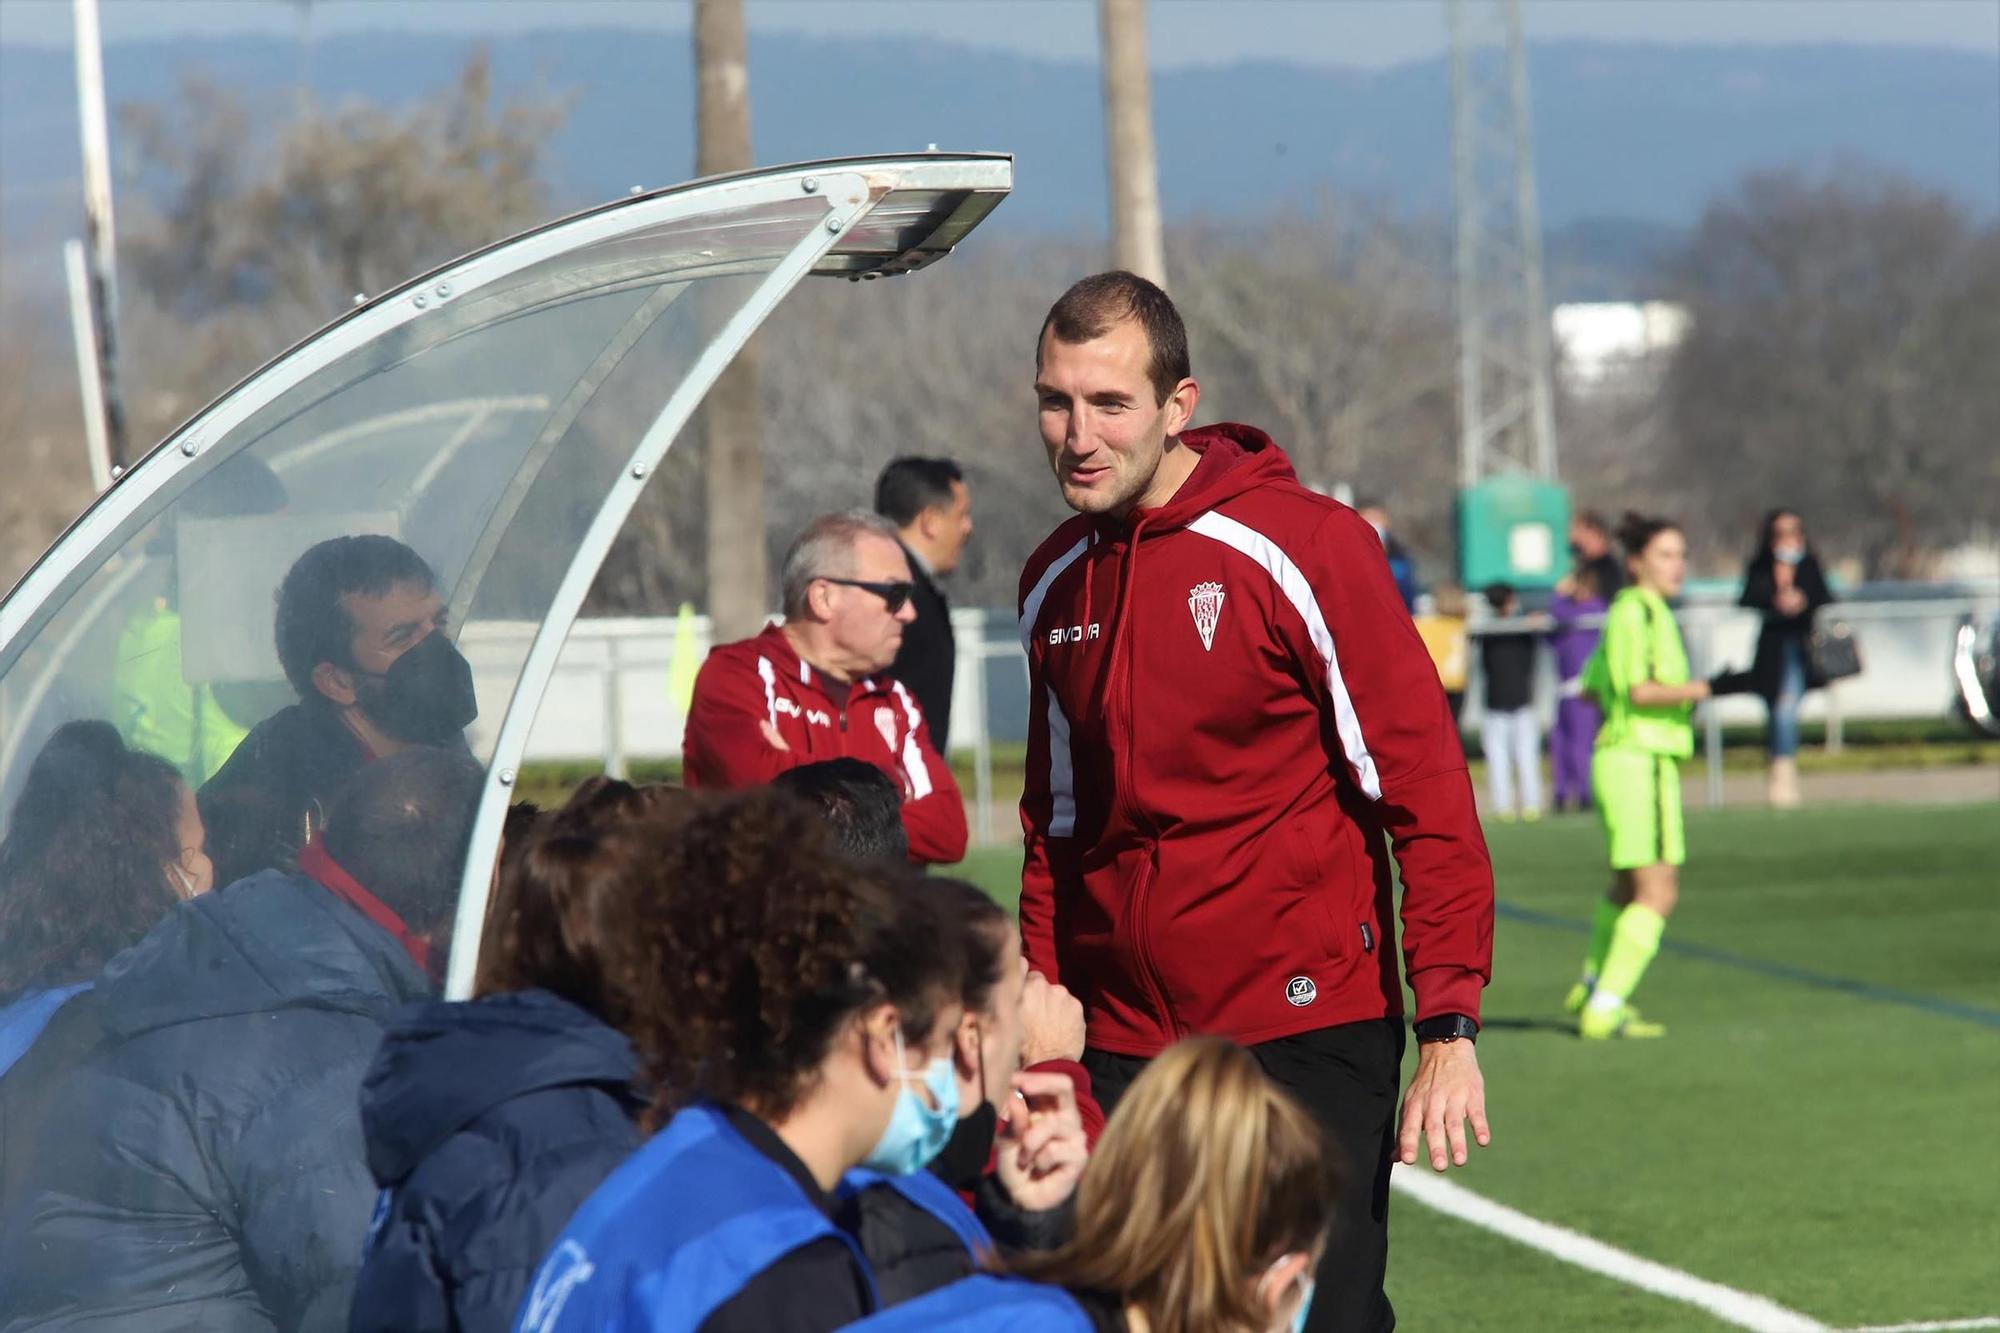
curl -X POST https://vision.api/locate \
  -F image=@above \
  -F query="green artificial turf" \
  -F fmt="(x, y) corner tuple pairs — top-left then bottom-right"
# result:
(956, 803), (2000, 1331)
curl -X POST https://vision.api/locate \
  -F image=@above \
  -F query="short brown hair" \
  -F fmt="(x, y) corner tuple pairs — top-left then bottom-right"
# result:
(1014, 1037), (1340, 1333)
(1037, 270), (1191, 406)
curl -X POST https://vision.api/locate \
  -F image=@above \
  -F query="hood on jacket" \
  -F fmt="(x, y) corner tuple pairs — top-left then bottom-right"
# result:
(1107, 423), (1300, 538)
(95, 868), (433, 1040)
(359, 987), (642, 1186)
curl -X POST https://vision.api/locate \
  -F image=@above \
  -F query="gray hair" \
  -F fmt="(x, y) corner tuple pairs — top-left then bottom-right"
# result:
(780, 509), (903, 619)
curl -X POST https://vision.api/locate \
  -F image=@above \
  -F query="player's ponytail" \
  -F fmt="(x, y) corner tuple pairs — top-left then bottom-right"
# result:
(1616, 510), (1681, 558)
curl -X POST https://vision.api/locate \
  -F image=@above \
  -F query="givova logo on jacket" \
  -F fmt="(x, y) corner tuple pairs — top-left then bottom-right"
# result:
(1188, 581), (1226, 651)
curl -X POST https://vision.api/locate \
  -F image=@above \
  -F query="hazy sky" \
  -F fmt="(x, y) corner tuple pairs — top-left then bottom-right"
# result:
(3, 0), (1995, 67)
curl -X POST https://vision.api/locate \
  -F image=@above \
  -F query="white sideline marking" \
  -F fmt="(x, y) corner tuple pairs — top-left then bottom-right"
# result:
(1845, 1322), (2000, 1332)
(1390, 1165), (1829, 1331)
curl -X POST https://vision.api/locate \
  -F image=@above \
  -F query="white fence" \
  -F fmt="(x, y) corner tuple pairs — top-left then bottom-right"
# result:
(467, 591), (1997, 842)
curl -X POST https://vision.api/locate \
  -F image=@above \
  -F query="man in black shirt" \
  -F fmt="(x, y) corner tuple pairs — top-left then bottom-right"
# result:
(874, 458), (973, 751)
(1479, 583), (1544, 823)
(199, 535), (478, 887)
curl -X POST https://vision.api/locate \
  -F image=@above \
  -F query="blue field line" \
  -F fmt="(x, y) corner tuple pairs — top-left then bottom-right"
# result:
(1496, 902), (2000, 1030)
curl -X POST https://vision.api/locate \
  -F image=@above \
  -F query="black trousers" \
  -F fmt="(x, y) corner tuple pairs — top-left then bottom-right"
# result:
(1083, 1018), (1405, 1333)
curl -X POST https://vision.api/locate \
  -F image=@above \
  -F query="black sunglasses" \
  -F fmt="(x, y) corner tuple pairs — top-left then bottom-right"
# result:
(820, 577), (915, 613)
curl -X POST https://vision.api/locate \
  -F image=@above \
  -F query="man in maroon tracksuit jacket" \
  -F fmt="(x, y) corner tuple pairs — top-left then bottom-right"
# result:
(1019, 273), (1495, 1332)
(683, 509), (968, 865)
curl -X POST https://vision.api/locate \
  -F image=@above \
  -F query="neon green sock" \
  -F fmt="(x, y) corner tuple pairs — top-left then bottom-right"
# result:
(1593, 904), (1666, 1006)
(1583, 900), (1621, 980)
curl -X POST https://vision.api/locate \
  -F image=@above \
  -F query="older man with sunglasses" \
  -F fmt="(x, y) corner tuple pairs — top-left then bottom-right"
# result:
(683, 510), (969, 865)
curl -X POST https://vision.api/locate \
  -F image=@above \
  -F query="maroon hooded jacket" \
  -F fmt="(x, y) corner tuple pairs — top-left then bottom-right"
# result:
(1017, 425), (1494, 1057)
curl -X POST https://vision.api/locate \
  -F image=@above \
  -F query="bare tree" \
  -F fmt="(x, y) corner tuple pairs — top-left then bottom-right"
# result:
(1098, 0), (1166, 286)
(115, 53), (568, 438)
(693, 0), (768, 639)
(1661, 167), (2000, 576)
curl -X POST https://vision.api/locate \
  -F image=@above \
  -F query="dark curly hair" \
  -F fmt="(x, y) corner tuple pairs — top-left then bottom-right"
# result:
(474, 779), (691, 1016)
(274, 535), (434, 699)
(0, 721), (187, 998)
(609, 789), (965, 1129)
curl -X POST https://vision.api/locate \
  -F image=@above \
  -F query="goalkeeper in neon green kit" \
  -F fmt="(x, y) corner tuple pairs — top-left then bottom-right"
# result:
(1565, 512), (1715, 1039)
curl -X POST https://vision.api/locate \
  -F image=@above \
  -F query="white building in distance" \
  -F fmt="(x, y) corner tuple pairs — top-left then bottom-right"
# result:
(1552, 301), (1691, 395)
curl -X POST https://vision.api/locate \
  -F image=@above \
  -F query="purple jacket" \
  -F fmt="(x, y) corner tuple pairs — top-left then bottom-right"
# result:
(1549, 593), (1607, 682)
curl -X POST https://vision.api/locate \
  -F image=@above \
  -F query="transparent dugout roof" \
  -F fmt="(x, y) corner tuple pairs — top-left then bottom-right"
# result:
(0, 151), (1010, 996)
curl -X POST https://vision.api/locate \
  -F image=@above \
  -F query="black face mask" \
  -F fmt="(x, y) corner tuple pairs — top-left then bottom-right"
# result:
(353, 631), (478, 744)
(930, 1100), (1000, 1190)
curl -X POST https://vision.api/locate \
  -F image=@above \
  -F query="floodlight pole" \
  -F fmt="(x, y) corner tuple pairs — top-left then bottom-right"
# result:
(72, 0), (129, 475)
(1449, 0), (1557, 487)
(64, 239), (115, 492)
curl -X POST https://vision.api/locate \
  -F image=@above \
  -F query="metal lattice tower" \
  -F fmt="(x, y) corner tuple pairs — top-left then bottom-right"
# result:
(1449, 0), (1558, 487)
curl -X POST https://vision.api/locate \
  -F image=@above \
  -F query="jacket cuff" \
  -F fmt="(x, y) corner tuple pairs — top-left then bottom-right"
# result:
(1025, 1058), (1106, 1147)
(1409, 966), (1486, 1026)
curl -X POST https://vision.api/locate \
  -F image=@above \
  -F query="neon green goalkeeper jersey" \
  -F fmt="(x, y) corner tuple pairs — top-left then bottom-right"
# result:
(1582, 585), (1696, 759)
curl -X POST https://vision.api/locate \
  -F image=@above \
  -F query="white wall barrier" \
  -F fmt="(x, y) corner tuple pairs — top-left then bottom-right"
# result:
(462, 592), (1995, 837)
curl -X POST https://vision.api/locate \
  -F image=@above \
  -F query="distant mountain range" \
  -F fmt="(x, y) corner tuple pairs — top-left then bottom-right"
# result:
(3, 29), (1994, 303)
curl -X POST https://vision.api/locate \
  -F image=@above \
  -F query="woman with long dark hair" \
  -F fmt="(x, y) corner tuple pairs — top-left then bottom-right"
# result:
(519, 788), (971, 1332)
(1737, 509), (1834, 808)
(0, 719), (211, 1200)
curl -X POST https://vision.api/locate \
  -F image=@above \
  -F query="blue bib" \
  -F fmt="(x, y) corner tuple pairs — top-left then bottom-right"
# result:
(0, 983), (89, 1080)
(845, 1274), (1096, 1330)
(514, 1103), (870, 1333)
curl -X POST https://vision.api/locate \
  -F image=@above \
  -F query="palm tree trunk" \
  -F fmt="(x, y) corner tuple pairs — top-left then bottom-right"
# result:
(694, 0), (768, 640)
(1099, 0), (1167, 287)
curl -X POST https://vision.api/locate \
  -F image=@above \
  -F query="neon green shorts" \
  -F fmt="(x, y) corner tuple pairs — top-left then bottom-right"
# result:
(1592, 748), (1685, 870)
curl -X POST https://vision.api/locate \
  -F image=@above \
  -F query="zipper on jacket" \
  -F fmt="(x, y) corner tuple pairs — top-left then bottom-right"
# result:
(1129, 845), (1184, 1037)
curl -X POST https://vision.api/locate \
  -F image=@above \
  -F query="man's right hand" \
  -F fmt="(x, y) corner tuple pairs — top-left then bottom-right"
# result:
(1019, 969), (1086, 1067)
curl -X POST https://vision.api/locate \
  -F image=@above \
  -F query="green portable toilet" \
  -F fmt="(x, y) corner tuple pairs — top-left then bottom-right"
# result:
(1458, 478), (1570, 590)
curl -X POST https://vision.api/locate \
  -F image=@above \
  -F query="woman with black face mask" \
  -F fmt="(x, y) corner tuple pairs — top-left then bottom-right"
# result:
(847, 879), (1092, 1310)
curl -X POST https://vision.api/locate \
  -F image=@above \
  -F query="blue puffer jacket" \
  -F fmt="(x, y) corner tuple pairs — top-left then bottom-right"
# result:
(348, 989), (645, 1333)
(0, 870), (433, 1333)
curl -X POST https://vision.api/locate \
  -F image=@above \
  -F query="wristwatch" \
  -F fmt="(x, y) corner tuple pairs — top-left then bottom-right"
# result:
(1413, 1013), (1480, 1044)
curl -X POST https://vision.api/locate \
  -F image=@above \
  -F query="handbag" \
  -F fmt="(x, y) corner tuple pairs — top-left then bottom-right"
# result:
(1807, 618), (1863, 682)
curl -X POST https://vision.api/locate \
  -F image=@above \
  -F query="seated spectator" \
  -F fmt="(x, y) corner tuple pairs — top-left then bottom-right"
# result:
(773, 758), (910, 865)
(770, 762), (1105, 1143)
(200, 534), (478, 887)
(0, 720), (212, 1207)
(350, 781), (686, 1333)
(849, 879), (1091, 1309)
(1, 746), (481, 1332)
(682, 510), (968, 865)
(516, 790), (970, 1332)
(846, 1036), (1340, 1332)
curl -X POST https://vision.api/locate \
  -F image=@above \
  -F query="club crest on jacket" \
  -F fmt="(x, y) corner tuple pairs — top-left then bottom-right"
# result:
(1188, 581), (1226, 651)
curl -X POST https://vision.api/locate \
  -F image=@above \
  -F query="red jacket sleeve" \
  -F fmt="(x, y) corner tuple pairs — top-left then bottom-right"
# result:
(1024, 1058), (1106, 1147)
(1304, 510), (1495, 1023)
(681, 649), (798, 789)
(894, 697), (968, 866)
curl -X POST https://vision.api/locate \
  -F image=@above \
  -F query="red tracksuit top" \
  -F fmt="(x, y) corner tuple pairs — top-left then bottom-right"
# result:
(1017, 424), (1494, 1056)
(683, 624), (969, 865)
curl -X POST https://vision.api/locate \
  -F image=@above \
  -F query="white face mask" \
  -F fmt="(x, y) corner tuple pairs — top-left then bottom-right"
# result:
(170, 861), (201, 900)
(1257, 1256), (1316, 1333)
